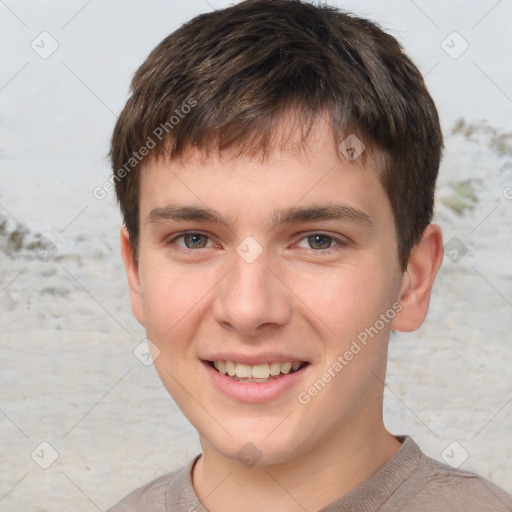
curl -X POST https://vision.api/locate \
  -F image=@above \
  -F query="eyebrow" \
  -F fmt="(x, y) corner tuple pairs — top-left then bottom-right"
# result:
(147, 205), (234, 229)
(270, 204), (373, 228)
(146, 203), (374, 230)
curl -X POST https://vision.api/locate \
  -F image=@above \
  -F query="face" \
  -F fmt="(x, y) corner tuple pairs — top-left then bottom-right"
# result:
(124, 118), (407, 466)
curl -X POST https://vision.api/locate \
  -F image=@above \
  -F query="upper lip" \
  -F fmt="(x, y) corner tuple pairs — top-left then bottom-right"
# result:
(202, 352), (308, 366)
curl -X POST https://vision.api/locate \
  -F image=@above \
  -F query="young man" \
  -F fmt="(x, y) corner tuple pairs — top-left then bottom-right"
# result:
(107, 1), (512, 510)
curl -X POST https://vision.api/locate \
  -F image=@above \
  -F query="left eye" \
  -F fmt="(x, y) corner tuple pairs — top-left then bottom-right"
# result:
(296, 233), (345, 251)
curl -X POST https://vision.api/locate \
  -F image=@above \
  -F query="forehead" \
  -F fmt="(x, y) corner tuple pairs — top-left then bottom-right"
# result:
(143, 107), (382, 182)
(138, 115), (391, 229)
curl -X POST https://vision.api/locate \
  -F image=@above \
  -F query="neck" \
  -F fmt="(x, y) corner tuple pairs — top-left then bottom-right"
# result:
(192, 421), (401, 512)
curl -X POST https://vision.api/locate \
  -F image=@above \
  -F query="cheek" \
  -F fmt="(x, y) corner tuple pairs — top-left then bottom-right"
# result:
(292, 264), (392, 340)
(139, 261), (206, 348)
(140, 265), (208, 406)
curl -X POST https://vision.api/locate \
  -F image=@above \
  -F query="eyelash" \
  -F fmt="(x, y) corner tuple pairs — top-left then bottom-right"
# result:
(166, 231), (349, 254)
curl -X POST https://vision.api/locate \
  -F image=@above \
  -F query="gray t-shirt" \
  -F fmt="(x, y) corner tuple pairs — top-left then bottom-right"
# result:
(107, 436), (512, 511)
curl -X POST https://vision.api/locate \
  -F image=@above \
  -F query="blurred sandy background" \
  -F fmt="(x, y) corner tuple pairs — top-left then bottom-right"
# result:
(1, 1), (511, 510)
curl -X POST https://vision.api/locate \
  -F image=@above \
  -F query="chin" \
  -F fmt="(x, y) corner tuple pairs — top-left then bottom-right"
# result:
(207, 435), (301, 468)
(194, 413), (317, 469)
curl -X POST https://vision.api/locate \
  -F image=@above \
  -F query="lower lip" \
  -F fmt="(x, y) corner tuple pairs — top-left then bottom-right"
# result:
(202, 361), (310, 403)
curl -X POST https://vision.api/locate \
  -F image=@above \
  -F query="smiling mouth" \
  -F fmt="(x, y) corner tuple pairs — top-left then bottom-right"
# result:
(206, 360), (309, 383)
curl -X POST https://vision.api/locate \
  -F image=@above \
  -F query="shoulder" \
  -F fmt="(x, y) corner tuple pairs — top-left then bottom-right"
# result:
(106, 468), (181, 512)
(384, 438), (512, 511)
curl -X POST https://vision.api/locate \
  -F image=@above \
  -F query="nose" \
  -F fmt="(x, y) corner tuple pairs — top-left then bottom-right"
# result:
(213, 246), (292, 336)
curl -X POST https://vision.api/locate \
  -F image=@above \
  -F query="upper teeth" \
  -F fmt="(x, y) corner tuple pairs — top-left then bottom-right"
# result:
(213, 361), (302, 379)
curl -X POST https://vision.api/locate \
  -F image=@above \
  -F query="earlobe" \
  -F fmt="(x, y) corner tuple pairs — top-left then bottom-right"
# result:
(391, 223), (443, 332)
(120, 227), (146, 326)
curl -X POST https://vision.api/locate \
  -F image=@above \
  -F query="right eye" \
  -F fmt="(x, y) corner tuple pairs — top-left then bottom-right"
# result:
(168, 232), (213, 250)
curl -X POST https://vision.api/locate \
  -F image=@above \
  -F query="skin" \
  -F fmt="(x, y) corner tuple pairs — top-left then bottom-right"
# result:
(121, 115), (443, 511)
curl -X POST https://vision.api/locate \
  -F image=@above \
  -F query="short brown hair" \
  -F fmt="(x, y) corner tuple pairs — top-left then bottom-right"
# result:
(109, 0), (443, 269)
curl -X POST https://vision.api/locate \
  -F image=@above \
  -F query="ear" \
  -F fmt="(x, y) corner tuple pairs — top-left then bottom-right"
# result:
(120, 226), (146, 326)
(391, 223), (443, 332)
